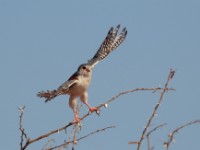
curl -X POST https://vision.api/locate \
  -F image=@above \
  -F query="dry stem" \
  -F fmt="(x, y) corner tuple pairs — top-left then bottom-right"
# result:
(48, 126), (115, 150)
(164, 119), (200, 149)
(19, 106), (29, 150)
(137, 69), (175, 150)
(146, 123), (167, 150)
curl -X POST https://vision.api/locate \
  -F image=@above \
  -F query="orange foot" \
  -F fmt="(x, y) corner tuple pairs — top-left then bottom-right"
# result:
(88, 107), (100, 116)
(89, 107), (98, 113)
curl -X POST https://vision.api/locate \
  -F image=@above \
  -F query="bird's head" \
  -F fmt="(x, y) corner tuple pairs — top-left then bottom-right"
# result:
(77, 64), (93, 77)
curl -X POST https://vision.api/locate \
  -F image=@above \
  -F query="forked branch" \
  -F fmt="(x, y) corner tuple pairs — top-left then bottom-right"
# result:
(164, 120), (200, 149)
(146, 123), (167, 150)
(47, 126), (116, 150)
(19, 72), (175, 149)
(136, 69), (175, 150)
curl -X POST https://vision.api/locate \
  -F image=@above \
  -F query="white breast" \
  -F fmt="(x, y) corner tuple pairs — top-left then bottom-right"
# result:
(68, 75), (91, 96)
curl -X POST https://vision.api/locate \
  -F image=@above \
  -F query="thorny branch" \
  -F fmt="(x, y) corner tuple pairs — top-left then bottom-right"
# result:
(136, 69), (175, 150)
(19, 86), (173, 150)
(47, 126), (116, 150)
(164, 120), (200, 150)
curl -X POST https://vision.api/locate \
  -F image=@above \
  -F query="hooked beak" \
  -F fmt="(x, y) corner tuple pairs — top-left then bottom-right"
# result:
(86, 68), (91, 72)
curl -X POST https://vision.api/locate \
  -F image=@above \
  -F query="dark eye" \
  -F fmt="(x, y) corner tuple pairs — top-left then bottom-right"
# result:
(82, 66), (86, 69)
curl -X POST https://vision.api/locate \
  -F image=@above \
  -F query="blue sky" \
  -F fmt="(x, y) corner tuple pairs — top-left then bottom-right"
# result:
(0, 0), (200, 149)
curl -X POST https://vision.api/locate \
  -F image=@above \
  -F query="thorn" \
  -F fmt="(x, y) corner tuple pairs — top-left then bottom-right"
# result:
(128, 141), (139, 144)
(78, 122), (82, 129)
(144, 126), (148, 130)
(156, 102), (161, 106)
(154, 113), (158, 117)
(163, 142), (168, 148)
(170, 68), (175, 79)
(18, 106), (25, 112)
(104, 103), (108, 108)
(96, 110), (100, 116)
(73, 140), (78, 144)
(168, 133), (172, 137)
(172, 138), (176, 143)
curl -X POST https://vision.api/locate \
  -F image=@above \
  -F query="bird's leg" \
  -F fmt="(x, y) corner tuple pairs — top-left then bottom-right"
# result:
(69, 96), (81, 123)
(72, 110), (81, 123)
(83, 101), (98, 113)
(80, 92), (99, 113)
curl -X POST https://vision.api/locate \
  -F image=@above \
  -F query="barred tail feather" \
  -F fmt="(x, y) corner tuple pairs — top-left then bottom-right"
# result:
(37, 90), (62, 102)
(91, 25), (127, 62)
(111, 27), (127, 50)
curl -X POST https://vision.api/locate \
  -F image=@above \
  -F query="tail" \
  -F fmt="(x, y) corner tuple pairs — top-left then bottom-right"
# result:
(37, 90), (62, 102)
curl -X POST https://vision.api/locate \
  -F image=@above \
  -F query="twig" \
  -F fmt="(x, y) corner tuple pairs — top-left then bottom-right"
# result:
(71, 102), (83, 150)
(21, 121), (74, 150)
(48, 126), (116, 150)
(137, 69), (175, 150)
(42, 139), (55, 150)
(146, 123), (167, 150)
(72, 124), (80, 150)
(20, 86), (174, 149)
(81, 87), (175, 121)
(164, 119), (200, 149)
(128, 123), (167, 147)
(19, 106), (29, 150)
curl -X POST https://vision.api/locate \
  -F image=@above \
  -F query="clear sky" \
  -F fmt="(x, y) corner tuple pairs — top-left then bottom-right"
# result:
(0, 0), (200, 150)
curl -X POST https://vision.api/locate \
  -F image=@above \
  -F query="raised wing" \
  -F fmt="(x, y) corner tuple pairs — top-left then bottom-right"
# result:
(88, 24), (127, 67)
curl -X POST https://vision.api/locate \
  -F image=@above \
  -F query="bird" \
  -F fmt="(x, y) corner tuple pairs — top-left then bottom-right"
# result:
(37, 24), (127, 123)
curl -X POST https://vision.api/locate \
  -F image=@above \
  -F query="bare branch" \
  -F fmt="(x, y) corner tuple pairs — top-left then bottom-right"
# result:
(22, 121), (74, 150)
(20, 85), (174, 149)
(146, 123), (167, 137)
(19, 106), (29, 150)
(42, 139), (55, 150)
(48, 126), (116, 150)
(164, 119), (200, 149)
(137, 69), (175, 150)
(146, 123), (167, 150)
(81, 87), (175, 121)
(71, 124), (80, 150)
